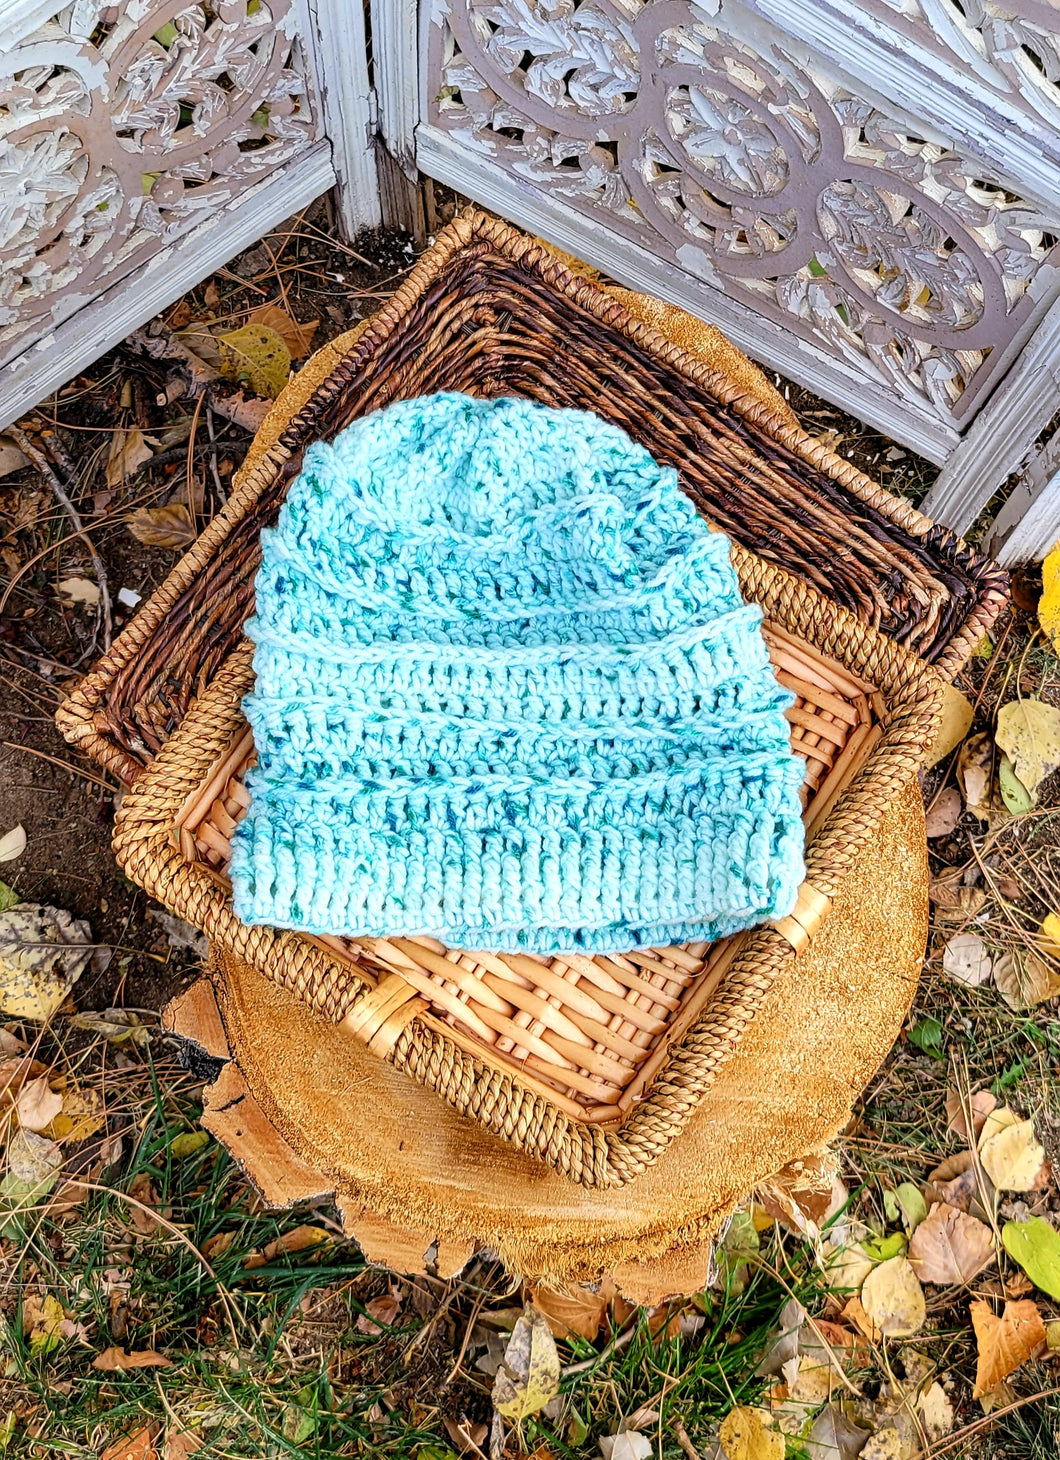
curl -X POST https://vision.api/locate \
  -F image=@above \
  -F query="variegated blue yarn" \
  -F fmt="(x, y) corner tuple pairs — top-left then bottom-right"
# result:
(230, 392), (806, 953)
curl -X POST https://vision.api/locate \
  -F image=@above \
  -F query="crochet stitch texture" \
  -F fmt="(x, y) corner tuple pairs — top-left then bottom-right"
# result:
(230, 393), (806, 953)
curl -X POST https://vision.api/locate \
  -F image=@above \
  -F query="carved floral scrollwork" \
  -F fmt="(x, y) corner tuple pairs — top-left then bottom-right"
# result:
(429, 0), (1060, 425)
(0, 0), (320, 366)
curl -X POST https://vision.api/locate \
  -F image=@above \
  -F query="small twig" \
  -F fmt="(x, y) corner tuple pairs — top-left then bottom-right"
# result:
(562, 1319), (637, 1376)
(186, 392), (204, 531)
(1, 739), (119, 794)
(205, 405), (227, 508)
(5, 425), (112, 649)
(922, 1386), (1060, 1458)
(670, 1417), (699, 1460)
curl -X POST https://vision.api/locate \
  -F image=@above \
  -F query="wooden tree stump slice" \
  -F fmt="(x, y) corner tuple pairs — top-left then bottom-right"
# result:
(166, 783), (927, 1297)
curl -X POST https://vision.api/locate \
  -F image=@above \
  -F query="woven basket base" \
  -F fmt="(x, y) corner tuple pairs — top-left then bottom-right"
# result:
(174, 782), (927, 1292)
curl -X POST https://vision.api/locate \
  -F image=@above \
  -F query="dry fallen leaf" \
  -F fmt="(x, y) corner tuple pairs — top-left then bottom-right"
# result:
(942, 932), (992, 988)
(979, 1117), (1046, 1192)
(105, 427), (154, 488)
(945, 1089), (997, 1141)
(756, 1149), (838, 1238)
(860, 1256), (926, 1337)
(924, 786), (963, 839)
(995, 699), (1060, 799)
(918, 1380), (955, 1443)
(929, 871), (987, 921)
(530, 1277), (615, 1340)
(93, 1347), (172, 1370)
(162, 1425), (204, 1460)
(218, 323), (291, 398)
(0, 903), (93, 1019)
(15, 1073), (63, 1133)
(908, 1202), (995, 1285)
(971, 1298), (1046, 1397)
(924, 684), (975, 770)
(100, 1429), (159, 1460)
(128, 1171), (165, 1237)
(599, 1434), (652, 1460)
(804, 1404), (869, 1460)
(57, 575), (101, 608)
(0, 436), (29, 478)
(493, 1306), (561, 1422)
(0, 825), (25, 863)
(957, 731), (994, 816)
(993, 948), (1060, 1009)
(718, 1405), (784, 1460)
(243, 1222), (330, 1268)
(247, 302), (319, 359)
(125, 504), (197, 550)
(202, 1230), (236, 1261)
(356, 1293), (402, 1335)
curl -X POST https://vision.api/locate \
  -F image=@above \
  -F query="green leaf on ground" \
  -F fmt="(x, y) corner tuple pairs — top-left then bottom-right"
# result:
(908, 1016), (944, 1058)
(170, 1131), (209, 1160)
(1002, 1217), (1060, 1300)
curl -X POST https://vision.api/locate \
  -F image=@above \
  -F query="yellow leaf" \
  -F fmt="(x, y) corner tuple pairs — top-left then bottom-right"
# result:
(492, 1306), (560, 1421)
(718, 1406), (784, 1460)
(979, 1117), (1046, 1192)
(995, 699), (1060, 798)
(1038, 540), (1060, 651)
(23, 1293), (65, 1356)
(125, 504), (197, 550)
(977, 1103), (1022, 1149)
(246, 303), (319, 360)
(923, 683), (974, 769)
(46, 1085), (104, 1143)
(971, 1298), (1046, 1397)
(859, 1256), (926, 1337)
(218, 323), (291, 398)
(1040, 912), (1060, 955)
(242, 1222), (330, 1268)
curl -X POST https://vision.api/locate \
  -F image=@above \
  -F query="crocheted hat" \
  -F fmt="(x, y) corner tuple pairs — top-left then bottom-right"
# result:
(230, 393), (806, 954)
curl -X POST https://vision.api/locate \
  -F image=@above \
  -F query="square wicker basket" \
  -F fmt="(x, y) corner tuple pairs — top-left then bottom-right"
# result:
(111, 546), (942, 1188)
(56, 211), (1005, 787)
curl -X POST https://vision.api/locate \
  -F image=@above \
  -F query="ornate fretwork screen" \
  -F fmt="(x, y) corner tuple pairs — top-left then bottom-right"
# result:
(0, 0), (378, 429)
(407, 0), (1060, 560)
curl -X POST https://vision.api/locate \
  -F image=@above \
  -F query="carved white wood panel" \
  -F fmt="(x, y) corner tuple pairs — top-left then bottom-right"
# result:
(409, 0), (1060, 558)
(425, 0), (1060, 438)
(0, 0), (379, 430)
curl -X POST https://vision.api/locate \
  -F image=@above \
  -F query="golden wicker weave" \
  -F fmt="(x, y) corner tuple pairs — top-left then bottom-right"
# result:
(56, 211), (1005, 787)
(113, 548), (942, 1188)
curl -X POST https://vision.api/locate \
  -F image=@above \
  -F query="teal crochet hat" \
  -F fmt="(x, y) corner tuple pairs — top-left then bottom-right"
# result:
(230, 393), (806, 953)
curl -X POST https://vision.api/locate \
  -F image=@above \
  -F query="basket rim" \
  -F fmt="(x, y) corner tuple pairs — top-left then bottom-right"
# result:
(111, 543), (943, 1188)
(57, 207), (1005, 785)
